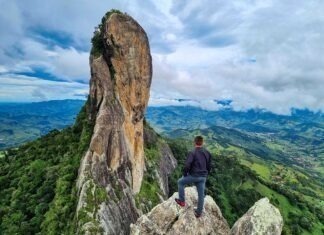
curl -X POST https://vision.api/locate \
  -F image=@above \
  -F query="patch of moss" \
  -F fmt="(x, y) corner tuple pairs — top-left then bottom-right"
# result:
(135, 176), (161, 212)
(144, 147), (160, 162)
(90, 32), (105, 58)
(96, 186), (109, 202)
(135, 136), (165, 212)
(77, 180), (108, 233)
(90, 9), (122, 58)
(111, 179), (123, 201)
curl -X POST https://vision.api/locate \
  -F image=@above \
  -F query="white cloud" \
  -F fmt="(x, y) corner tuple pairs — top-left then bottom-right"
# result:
(148, 98), (223, 111)
(50, 47), (89, 82)
(147, 0), (324, 113)
(0, 0), (323, 113)
(0, 74), (88, 102)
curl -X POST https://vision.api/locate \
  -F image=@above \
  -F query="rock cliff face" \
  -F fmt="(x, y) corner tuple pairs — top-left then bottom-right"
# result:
(75, 9), (283, 235)
(131, 187), (283, 235)
(76, 11), (176, 234)
(131, 187), (230, 235)
(230, 198), (283, 235)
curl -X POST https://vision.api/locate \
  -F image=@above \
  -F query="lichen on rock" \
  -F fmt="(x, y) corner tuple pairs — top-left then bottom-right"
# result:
(76, 9), (152, 234)
(76, 9), (176, 235)
(230, 197), (283, 235)
(130, 187), (231, 235)
(131, 188), (284, 235)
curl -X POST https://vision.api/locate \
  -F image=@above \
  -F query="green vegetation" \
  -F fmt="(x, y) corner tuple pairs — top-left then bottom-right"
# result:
(135, 145), (162, 213)
(0, 100), (84, 150)
(77, 180), (106, 234)
(167, 137), (324, 235)
(0, 100), (93, 234)
(135, 122), (164, 213)
(147, 106), (324, 180)
(91, 9), (122, 57)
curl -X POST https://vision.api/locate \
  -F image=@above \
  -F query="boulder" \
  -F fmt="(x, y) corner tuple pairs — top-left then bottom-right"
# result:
(230, 198), (283, 235)
(130, 187), (230, 235)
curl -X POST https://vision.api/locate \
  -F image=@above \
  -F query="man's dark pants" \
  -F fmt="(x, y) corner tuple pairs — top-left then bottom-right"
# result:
(178, 175), (206, 214)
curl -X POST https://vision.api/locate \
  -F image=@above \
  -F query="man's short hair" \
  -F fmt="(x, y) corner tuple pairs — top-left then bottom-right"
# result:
(194, 136), (203, 146)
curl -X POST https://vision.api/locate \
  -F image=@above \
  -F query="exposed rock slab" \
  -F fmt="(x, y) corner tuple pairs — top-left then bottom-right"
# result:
(230, 198), (283, 235)
(76, 11), (153, 234)
(130, 187), (230, 235)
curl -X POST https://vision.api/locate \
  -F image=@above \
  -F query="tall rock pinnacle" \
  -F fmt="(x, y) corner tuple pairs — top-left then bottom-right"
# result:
(88, 10), (151, 193)
(76, 10), (153, 234)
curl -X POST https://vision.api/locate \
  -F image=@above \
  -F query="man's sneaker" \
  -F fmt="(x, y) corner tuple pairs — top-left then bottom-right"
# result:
(175, 198), (185, 207)
(194, 210), (202, 218)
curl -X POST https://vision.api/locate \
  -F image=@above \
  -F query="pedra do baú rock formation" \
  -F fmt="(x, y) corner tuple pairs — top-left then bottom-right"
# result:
(75, 9), (283, 235)
(76, 10), (176, 234)
(131, 187), (283, 235)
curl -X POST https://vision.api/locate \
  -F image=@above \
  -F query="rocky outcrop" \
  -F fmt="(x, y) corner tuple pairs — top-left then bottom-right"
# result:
(230, 198), (283, 235)
(131, 188), (283, 235)
(85, 10), (152, 194)
(130, 187), (231, 235)
(75, 10), (175, 234)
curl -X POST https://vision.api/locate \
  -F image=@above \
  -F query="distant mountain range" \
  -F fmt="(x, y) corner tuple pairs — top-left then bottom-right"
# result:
(1, 100), (323, 151)
(146, 105), (323, 234)
(0, 100), (323, 234)
(0, 100), (85, 149)
(146, 106), (323, 179)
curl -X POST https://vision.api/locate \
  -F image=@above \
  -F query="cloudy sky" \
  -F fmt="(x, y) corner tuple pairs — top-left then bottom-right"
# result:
(0, 0), (323, 114)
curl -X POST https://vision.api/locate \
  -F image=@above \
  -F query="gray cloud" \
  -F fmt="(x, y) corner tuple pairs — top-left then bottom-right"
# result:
(0, 0), (323, 113)
(0, 74), (88, 102)
(148, 0), (324, 114)
(32, 88), (46, 100)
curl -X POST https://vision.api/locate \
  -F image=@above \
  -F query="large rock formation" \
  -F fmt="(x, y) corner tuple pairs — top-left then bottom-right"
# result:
(85, 10), (152, 194)
(230, 198), (283, 235)
(76, 10), (176, 234)
(74, 9), (283, 235)
(130, 187), (231, 235)
(131, 188), (283, 235)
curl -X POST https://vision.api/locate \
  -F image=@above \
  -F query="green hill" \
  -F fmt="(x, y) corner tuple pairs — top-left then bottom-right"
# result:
(166, 127), (324, 235)
(1, 103), (323, 234)
(0, 100), (85, 149)
(0, 102), (92, 234)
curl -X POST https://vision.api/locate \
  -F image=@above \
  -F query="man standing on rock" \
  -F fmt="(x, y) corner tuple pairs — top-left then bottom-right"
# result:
(175, 136), (212, 218)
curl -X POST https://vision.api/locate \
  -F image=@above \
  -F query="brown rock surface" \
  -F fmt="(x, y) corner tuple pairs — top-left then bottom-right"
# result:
(130, 187), (231, 235)
(230, 198), (283, 235)
(86, 11), (152, 192)
(76, 11), (156, 234)
(131, 190), (284, 235)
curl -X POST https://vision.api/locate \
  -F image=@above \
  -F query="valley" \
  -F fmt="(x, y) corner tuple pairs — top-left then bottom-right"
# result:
(145, 106), (323, 234)
(0, 100), (84, 149)
(0, 101), (323, 234)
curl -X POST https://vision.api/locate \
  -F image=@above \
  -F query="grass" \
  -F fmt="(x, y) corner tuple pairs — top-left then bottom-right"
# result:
(242, 161), (271, 180)
(218, 192), (234, 223)
(216, 133), (324, 234)
(226, 172), (323, 235)
(313, 166), (324, 178)
(241, 178), (307, 234)
(256, 182), (296, 218)
(135, 132), (165, 213)
(135, 178), (161, 210)
(0, 151), (4, 158)
(266, 141), (286, 152)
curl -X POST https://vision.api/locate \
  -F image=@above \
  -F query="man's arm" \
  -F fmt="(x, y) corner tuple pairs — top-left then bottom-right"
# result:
(183, 151), (194, 176)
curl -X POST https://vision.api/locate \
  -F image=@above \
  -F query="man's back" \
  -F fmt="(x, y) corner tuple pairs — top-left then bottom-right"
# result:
(184, 147), (212, 177)
(176, 135), (212, 217)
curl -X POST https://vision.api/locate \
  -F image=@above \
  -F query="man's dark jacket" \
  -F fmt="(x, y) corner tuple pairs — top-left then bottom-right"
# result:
(183, 147), (212, 177)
